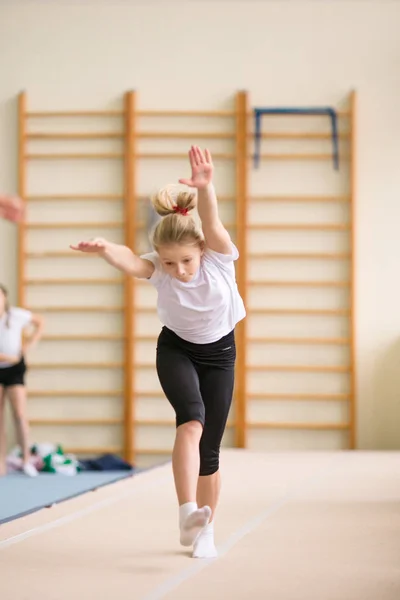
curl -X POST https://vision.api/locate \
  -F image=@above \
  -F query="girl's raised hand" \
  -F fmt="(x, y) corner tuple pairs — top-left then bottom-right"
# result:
(178, 146), (213, 189)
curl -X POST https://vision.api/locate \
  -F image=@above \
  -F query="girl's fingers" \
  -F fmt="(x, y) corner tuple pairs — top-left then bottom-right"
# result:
(194, 145), (205, 164)
(70, 241), (102, 252)
(204, 148), (212, 164)
(189, 147), (198, 168)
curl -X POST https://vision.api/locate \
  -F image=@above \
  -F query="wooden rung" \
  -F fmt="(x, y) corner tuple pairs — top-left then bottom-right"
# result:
(27, 194), (123, 201)
(30, 418), (123, 426)
(137, 110), (235, 117)
(26, 153), (123, 160)
(26, 251), (97, 258)
(41, 334), (124, 341)
(135, 306), (158, 313)
(135, 335), (158, 342)
(24, 278), (123, 285)
(248, 280), (350, 288)
(248, 393), (350, 401)
(138, 131), (235, 139)
(135, 152), (350, 162)
(136, 194), (236, 204)
(26, 109), (350, 119)
(135, 419), (235, 428)
(248, 223), (350, 231)
(136, 109), (350, 119)
(26, 222), (123, 229)
(248, 337), (350, 345)
(26, 305), (123, 312)
(135, 449), (172, 456)
(27, 132), (123, 139)
(65, 446), (123, 455)
(249, 308), (350, 316)
(136, 419), (175, 426)
(29, 362), (124, 369)
(136, 220), (236, 230)
(248, 421), (350, 430)
(138, 152), (235, 160)
(247, 364), (350, 373)
(132, 391), (237, 402)
(248, 253), (351, 260)
(29, 390), (123, 397)
(250, 195), (350, 203)
(27, 111), (124, 118)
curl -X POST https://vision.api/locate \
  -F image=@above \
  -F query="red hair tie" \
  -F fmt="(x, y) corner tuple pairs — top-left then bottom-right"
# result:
(173, 205), (189, 216)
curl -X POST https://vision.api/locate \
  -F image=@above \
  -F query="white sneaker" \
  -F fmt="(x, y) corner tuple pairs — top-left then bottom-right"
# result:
(23, 462), (39, 477)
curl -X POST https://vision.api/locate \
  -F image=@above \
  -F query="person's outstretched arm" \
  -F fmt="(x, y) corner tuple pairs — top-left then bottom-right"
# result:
(70, 238), (155, 278)
(179, 146), (232, 255)
(0, 194), (24, 223)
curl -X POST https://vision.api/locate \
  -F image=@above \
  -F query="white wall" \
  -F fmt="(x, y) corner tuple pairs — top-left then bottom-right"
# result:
(0, 0), (399, 453)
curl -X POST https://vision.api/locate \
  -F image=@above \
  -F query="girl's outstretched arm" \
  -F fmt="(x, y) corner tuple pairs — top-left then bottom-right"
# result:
(70, 238), (155, 278)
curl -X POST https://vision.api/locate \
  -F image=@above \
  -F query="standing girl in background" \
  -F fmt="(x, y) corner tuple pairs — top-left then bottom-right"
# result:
(0, 285), (44, 476)
(71, 146), (246, 559)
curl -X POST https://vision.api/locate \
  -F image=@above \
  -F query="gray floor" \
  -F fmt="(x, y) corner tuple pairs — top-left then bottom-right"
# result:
(0, 471), (134, 524)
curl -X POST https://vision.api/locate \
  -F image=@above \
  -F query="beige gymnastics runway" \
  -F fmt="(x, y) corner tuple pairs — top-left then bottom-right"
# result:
(1, 450), (399, 600)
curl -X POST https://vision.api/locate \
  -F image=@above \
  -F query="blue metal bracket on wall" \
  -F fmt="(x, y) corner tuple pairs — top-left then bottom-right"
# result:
(253, 107), (339, 170)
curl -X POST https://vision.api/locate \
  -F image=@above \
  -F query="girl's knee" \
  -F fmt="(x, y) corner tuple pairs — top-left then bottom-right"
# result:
(177, 419), (203, 440)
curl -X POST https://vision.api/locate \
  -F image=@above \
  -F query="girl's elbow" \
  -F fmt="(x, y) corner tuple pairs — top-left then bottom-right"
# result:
(32, 314), (44, 328)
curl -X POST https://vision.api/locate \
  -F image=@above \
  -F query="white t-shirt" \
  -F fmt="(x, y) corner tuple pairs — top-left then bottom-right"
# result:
(140, 243), (246, 344)
(0, 307), (32, 367)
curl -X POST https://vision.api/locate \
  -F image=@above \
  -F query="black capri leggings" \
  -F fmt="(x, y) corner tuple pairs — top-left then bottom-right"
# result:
(156, 326), (236, 476)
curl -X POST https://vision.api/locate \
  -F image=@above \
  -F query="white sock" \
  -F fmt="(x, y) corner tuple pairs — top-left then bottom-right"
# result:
(193, 521), (218, 559)
(179, 502), (212, 547)
(23, 462), (38, 477)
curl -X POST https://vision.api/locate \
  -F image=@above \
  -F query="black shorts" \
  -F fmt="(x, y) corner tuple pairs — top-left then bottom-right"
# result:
(156, 327), (236, 428)
(0, 357), (27, 388)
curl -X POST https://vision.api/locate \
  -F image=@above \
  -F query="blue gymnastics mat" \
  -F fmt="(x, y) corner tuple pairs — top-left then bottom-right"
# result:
(0, 471), (134, 525)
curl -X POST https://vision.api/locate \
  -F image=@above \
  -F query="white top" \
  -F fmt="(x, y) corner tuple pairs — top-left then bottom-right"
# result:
(0, 307), (32, 367)
(140, 243), (246, 344)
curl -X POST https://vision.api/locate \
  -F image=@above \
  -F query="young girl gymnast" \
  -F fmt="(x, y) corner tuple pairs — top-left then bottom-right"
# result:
(70, 146), (246, 558)
(0, 284), (44, 476)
